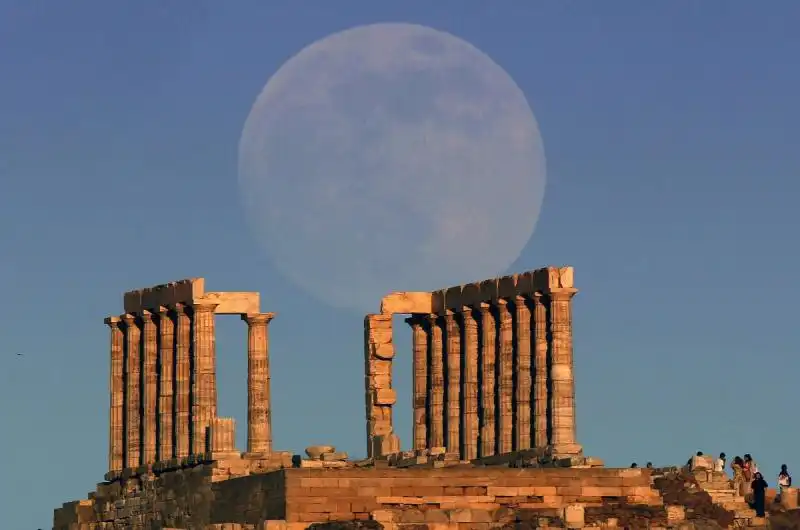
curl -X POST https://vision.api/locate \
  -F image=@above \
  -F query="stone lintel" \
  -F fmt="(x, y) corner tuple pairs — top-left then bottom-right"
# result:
(380, 291), (434, 315)
(123, 277), (260, 314)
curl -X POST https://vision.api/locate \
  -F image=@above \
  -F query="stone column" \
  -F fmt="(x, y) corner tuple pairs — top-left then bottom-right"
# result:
(495, 299), (514, 454)
(459, 307), (479, 460)
(514, 295), (532, 450)
(405, 315), (428, 452)
(477, 302), (496, 457)
(191, 302), (219, 455)
(140, 310), (158, 465)
(444, 309), (461, 455)
(427, 314), (445, 449)
(548, 288), (581, 454)
(210, 417), (238, 459)
(172, 304), (191, 459)
(532, 293), (549, 448)
(364, 314), (399, 458)
(243, 312), (275, 456)
(156, 306), (175, 461)
(105, 316), (124, 472)
(121, 313), (141, 468)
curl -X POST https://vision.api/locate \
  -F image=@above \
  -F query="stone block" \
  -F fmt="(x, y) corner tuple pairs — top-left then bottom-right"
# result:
(497, 275), (519, 298)
(479, 278), (499, 301)
(460, 283), (482, 306)
(380, 292), (434, 314)
(781, 487), (799, 509)
(563, 504), (584, 529)
(666, 505), (685, 522)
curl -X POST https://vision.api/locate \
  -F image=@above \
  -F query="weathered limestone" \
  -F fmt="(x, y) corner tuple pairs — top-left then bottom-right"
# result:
(477, 302), (496, 457)
(514, 295), (532, 451)
(406, 315), (428, 452)
(427, 314), (445, 450)
(495, 299), (514, 454)
(140, 310), (158, 465)
(444, 309), (461, 455)
(156, 306), (175, 461)
(243, 312), (275, 456)
(104, 317), (124, 473)
(121, 313), (141, 468)
(363, 314), (399, 458)
(123, 277), (260, 315)
(459, 306), (479, 460)
(532, 292), (549, 449)
(209, 417), (238, 458)
(192, 302), (219, 455)
(172, 303), (192, 459)
(549, 288), (580, 454)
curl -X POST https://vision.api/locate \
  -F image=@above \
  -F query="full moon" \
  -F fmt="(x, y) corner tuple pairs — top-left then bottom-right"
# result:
(239, 23), (546, 312)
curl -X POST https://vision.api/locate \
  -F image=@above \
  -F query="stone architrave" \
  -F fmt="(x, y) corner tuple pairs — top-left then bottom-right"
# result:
(532, 293), (548, 448)
(191, 302), (219, 455)
(513, 295), (532, 450)
(443, 309), (461, 455)
(242, 312), (275, 456)
(363, 314), (399, 458)
(427, 314), (445, 449)
(172, 304), (191, 459)
(459, 306), (479, 460)
(121, 313), (141, 468)
(156, 306), (175, 461)
(140, 310), (158, 465)
(477, 302), (496, 457)
(405, 315), (428, 452)
(495, 299), (514, 454)
(105, 316), (124, 472)
(548, 288), (580, 454)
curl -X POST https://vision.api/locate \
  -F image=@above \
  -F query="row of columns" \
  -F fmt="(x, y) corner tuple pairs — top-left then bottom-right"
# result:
(105, 306), (275, 472)
(406, 289), (578, 459)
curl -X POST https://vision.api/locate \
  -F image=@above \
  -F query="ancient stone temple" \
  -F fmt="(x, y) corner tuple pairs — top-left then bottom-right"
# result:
(102, 278), (290, 481)
(55, 268), (766, 530)
(364, 267), (579, 461)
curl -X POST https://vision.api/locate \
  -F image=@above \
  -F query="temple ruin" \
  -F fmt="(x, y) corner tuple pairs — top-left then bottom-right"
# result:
(52, 267), (782, 530)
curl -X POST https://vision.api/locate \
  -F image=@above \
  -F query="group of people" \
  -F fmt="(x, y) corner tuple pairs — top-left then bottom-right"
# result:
(713, 452), (792, 517)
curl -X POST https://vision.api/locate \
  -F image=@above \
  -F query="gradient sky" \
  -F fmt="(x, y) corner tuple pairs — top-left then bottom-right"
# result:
(1, 2), (799, 529)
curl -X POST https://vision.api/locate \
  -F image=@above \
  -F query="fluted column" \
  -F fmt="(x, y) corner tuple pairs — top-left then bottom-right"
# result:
(406, 315), (428, 452)
(427, 314), (445, 449)
(364, 314), (398, 458)
(477, 302), (496, 457)
(548, 288), (580, 453)
(121, 313), (141, 468)
(243, 312), (275, 456)
(444, 309), (461, 455)
(191, 302), (219, 455)
(495, 299), (514, 454)
(173, 304), (191, 459)
(514, 295), (532, 450)
(459, 307), (479, 460)
(532, 293), (548, 448)
(140, 311), (158, 464)
(156, 306), (175, 461)
(105, 316), (124, 472)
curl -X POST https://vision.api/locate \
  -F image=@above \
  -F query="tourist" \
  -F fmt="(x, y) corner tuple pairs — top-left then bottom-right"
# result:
(714, 452), (726, 473)
(778, 464), (792, 498)
(646, 462), (653, 469)
(631, 462), (638, 468)
(743, 454), (753, 481)
(732, 456), (745, 496)
(751, 472), (768, 517)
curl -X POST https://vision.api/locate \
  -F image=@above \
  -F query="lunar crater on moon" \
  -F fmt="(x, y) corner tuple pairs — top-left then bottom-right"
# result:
(239, 22), (546, 311)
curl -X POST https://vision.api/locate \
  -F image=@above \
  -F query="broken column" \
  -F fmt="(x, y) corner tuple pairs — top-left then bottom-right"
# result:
(364, 314), (399, 458)
(495, 299), (514, 454)
(140, 310), (158, 465)
(427, 314), (445, 449)
(459, 306), (479, 460)
(172, 303), (191, 459)
(121, 313), (141, 468)
(156, 306), (175, 462)
(514, 295), (532, 450)
(532, 292), (549, 448)
(209, 417), (238, 458)
(191, 302), (218, 455)
(477, 302), (496, 457)
(548, 287), (580, 454)
(406, 315), (428, 452)
(444, 309), (461, 455)
(242, 312), (275, 456)
(105, 316), (124, 473)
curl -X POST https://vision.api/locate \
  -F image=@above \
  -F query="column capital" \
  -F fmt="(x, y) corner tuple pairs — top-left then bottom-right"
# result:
(475, 301), (492, 314)
(443, 309), (458, 322)
(192, 302), (219, 313)
(171, 302), (188, 316)
(139, 310), (154, 322)
(121, 313), (137, 325)
(241, 312), (275, 325)
(426, 313), (442, 325)
(156, 305), (171, 318)
(404, 314), (427, 328)
(104, 316), (121, 328)
(548, 287), (578, 300)
(460, 305), (473, 316)
(514, 294), (529, 305)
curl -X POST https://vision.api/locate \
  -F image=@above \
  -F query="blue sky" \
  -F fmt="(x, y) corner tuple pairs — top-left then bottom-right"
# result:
(1, 2), (799, 528)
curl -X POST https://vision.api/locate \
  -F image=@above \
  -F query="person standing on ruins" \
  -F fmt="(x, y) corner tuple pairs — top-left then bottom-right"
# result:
(778, 464), (792, 498)
(714, 452), (726, 473)
(751, 472), (769, 517)
(732, 456), (745, 496)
